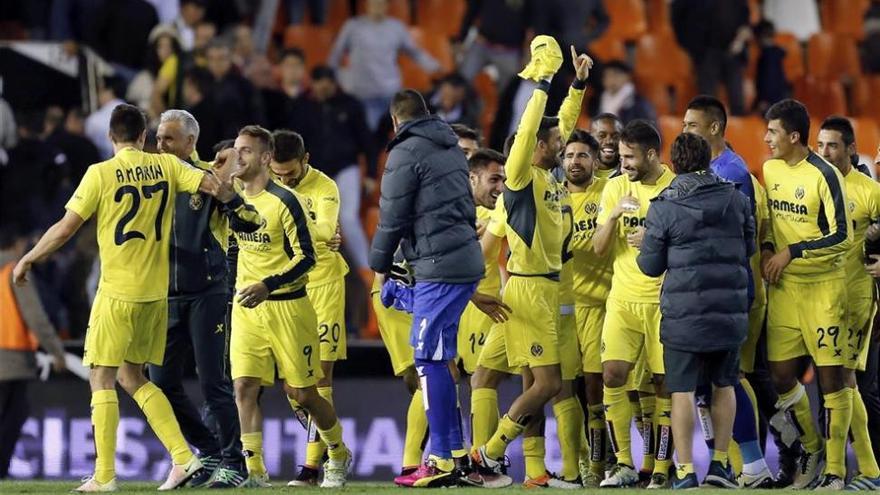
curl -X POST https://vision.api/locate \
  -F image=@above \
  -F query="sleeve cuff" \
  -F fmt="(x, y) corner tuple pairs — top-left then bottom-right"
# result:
(760, 242), (775, 252)
(262, 276), (280, 292)
(788, 243), (804, 259)
(223, 194), (245, 210)
(537, 80), (551, 93)
(571, 78), (588, 90)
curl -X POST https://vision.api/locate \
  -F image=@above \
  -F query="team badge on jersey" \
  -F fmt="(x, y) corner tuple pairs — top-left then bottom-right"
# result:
(585, 202), (598, 215)
(189, 193), (204, 210)
(531, 343), (544, 357)
(794, 186), (805, 200)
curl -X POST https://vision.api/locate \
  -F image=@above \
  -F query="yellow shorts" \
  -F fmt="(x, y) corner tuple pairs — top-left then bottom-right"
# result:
(767, 278), (847, 366)
(372, 292), (414, 376)
(576, 304), (605, 374)
(83, 293), (167, 367)
(740, 302), (766, 373)
(559, 308), (582, 380)
(503, 276), (560, 369)
(477, 322), (516, 374)
(601, 298), (664, 375)
(629, 348), (656, 393)
(458, 300), (495, 374)
(846, 296), (876, 371)
(230, 295), (321, 388)
(310, 279), (347, 362)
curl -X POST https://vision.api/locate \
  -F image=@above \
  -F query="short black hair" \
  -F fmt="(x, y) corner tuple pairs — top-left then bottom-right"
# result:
(109, 104), (147, 143)
(272, 129), (307, 162)
(213, 139), (235, 154)
(281, 47), (305, 63)
(537, 116), (560, 144)
(238, 125), (274, 154)
(604, 59), (632, 75)
(451, 123), (480, 142)
(567, 129), (599, 155)
(765, 98), (810, 145)
(687, 95), (728, 132)
(820, 115), (855, 147)
(391, 89), (429, 122)
(593, 113), (623, 128)
(468, 148), (506, 174)
(620, 119), (661, 153)
(311, 65), (336, 82)
(671, 133), (711, 173)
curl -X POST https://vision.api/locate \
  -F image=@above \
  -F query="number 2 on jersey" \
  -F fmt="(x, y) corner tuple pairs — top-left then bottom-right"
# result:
(114, 181), (169, 245)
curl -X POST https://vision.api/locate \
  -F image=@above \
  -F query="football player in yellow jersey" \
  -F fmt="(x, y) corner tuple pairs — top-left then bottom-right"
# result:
(591, 113), (623, 179)
(817, 116), (880, 490)
(469, 37), (591, 486)
(562, 130), (612, 486)
(12, 104), (236, 492)
(269, 130), (350, 486)
(761, 99), (852, 490)
(593, 120), (675, 488)
(227, 126), (351, 488)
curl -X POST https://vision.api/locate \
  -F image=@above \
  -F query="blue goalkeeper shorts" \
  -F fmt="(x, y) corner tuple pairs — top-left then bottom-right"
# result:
(410, 281), (478, 362)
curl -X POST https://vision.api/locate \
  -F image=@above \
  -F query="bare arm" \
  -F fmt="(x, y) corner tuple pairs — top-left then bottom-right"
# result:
(13, 211), (85, 285)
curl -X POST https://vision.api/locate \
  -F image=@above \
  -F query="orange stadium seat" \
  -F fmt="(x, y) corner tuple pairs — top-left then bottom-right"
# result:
(605, 0), (647, 42)
(357, 0), (411, 23)
(852, 118), (880, 157)
(399, 27), (453, 91)
(795, 77), (847, 118)
(807, 32), (861, 81)
(748, 32), (805, 84)
(473, 72), (498, 139)
(325, 0), (352, 32)
(658, 115), (681, 164)
(857, 76), (880, 120)
(640, 79), (673, 116)
(725, 116), (770, 180)
(645, 0), (672, 35)
(417, 0), (466, 38)
(283, 25), (335, 69)
(633, 33), (691, 87)
(588, 34), (626, 62)
(821, 0), (869, 41)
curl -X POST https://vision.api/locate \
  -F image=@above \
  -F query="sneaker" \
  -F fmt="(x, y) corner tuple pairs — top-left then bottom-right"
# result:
(453, 454), (484, 487)
(792, 448), (825, 490)
(647, 472), (670, 489)
(522, 471), (551, 488)
(815, 474), (845, 491)
(398, 466), (418, 477)
(672, 472), (699, 490)
(846, 474), (880, 491)
(394, 458), (455, 488)
(240, 473), (271, 488)
(738, 467), (775, 489)
(638, 469), (653, 488)
(775, 446), (801, 488)
(321, 448), (353, 488)
(547, 473), (583, 489)
(158, 455), (204, 491)
(584, 471), (604, 488)
(470, 446), (513, 488)
(207, 464), (248, 489)
(579, 457), (592, 486)
(599, 463), (639, 488)
(287, 465), (319, 487)
(189, 455), (221, 488)
(73, 476), (118, 492)
(703, 460), (738, 489)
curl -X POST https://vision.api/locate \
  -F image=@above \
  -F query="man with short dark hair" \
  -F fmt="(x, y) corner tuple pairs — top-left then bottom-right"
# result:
(598, 60), (657, 125)
(817, 116), (880, 490)
(590, 113), (623, 179)
(762, 99), (852, 489)
(638, 132), (754, 489)
(370, 87), (484, 487)
(451, 124), (480, 159)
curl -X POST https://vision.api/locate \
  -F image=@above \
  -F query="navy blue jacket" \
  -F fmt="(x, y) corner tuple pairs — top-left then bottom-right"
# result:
(369, 116), (484, 283)
(637, 171), (755, 352)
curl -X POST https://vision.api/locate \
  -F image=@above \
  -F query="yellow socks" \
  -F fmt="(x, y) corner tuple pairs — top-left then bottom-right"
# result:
(676, 462), (695, 478)
(403, 389), (428, 467)
(654, 397), (674, 475)
(588, 404), (607, 475)
(485, 415), (526, 460)
(740, 378), (760, 425)
(851, 387), (880, 477)
(317, 420), (347, 461)
(553, 397), (581, 480)
(241, 431), (266, 475)
(303, 386), (333, 467)
(778, 384), (822, 453)
(132, 382), (190, 465)
(713, 449), (730, 466)
(523, 436), (547, 479)
(604, 385), (633, 467)
(823, 388), (854, 477)
(729, 441), (744, 475)
(639, 394), (656, 473)
(631, 394), (644, 436)
(471, 388), (499, 449)
(91, 389), (118, 484)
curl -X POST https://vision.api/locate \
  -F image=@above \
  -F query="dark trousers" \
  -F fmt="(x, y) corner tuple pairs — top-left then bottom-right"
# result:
(148, 292), (242, 464)
(696, 47), (746, 116)
(0, 380), (29, 478)
(857, 339), (880, 462)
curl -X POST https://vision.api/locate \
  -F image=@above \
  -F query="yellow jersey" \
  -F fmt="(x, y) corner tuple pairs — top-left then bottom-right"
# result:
(502, 84), (584, 277)
(751, 175), (769, 305)
(66, 147), (204, 302)
(476, 206), (503, 296)
(763, 151), (852, 282)
(292, 166), (349, 288)
(597, 166), (674, 302)
(235, 181), (316, 296)
(843, 168), (880, 298)
(594, 167), (618, 180)
(570, 177), (613, 306)
(559, 187), (575, 306)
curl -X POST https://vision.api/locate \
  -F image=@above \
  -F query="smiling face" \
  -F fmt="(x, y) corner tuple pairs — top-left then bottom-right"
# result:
(563, 141), (594, 186)
(470, 161), (506, 209)
(619, 140), (654, 182)
(817, 129), (853, 171)
(156, 120), (194, 159)
(270, 155), (307, 188)
(764, 118), (797, 160)
(233, 134), (271, 182)
(591, 118), (622, 169)
(682, 108), (717, 143)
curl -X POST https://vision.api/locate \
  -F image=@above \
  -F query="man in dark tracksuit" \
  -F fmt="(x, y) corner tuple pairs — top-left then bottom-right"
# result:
(149, 110), (262, 486)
